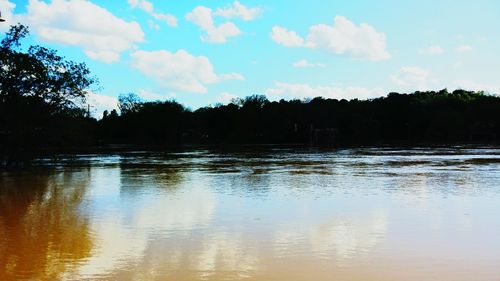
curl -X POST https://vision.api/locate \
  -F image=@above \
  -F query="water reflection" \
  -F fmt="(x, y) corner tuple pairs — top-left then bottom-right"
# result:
(75, 163), (216, 279)
(1, 148), (500, 280)
(0, 170), (93, 281)
(273, 208), (388, 265)
(309, 210), (388, 263)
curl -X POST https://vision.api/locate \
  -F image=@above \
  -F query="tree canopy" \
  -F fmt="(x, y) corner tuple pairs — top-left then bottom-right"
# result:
(99, 91), (500, 146)
(0, 24), (97, 166)
(0, 25), (95, 113)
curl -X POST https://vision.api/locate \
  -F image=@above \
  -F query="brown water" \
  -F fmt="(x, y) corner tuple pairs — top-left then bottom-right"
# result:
(1, 147), (500, 281)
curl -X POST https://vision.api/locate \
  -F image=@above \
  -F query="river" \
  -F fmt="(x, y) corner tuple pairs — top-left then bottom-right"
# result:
(1, 147), (500, 280)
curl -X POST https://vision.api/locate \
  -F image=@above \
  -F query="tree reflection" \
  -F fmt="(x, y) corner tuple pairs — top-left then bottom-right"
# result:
(0, 170), (93, 280)
(118, 154), (188, 196)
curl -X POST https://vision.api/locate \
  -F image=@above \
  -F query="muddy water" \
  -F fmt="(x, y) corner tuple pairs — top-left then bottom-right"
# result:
(1, 147), (500, 280)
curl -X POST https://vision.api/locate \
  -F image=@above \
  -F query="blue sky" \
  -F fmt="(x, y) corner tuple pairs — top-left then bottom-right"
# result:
(1, 0), (500, 115)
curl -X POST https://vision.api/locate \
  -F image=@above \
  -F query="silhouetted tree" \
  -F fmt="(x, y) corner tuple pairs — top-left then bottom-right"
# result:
(118, 93), (142, 115)
(0, 24), (96, 166)
(97, 90), (500, 147)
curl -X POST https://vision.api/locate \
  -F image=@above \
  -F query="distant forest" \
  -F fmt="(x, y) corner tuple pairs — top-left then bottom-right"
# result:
(1, 25), (500, 166)
(100, 90), (500, 147)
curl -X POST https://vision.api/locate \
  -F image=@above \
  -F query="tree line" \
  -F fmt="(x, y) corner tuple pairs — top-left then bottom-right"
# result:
(102, 90), (500, 146)
(1, 25), (500, 166)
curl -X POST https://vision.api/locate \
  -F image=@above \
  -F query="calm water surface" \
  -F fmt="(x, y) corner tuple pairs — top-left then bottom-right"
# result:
(1, 147), (500, 281)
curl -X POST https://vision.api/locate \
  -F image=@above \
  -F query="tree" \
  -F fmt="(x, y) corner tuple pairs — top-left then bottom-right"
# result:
(0, 24), (95, 113)
(0, 24), (97, 166)
(118, 93), (142, 115)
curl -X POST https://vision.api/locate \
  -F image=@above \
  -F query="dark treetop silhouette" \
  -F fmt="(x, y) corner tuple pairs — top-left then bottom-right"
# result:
(0, 24), (96, 166)
(99, 91), (500, 147)
(1, 25), (500, 167)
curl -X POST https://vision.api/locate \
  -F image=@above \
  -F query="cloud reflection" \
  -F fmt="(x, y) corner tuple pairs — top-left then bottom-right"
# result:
(273, 209), (388, 265)
(310, 210), (388, 263)
(75, 166), (217, 279)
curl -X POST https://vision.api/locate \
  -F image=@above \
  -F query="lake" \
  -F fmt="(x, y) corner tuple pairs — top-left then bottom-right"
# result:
(1, 147), (500, 281)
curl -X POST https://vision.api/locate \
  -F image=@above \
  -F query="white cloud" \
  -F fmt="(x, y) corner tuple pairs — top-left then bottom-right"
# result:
(204, 22), (241, 43)
(21, 0), (144, 63)
(148, 20), (160, 30)
(128, 0), (178, 27)
(152, 13), (178, 27)
(391, 66), (430, 90)
(0, 0), (16, 31)
(214, 1), (262, 21)
(265, 82), (386, 101)
(217, 92), (238, 104)
(186, 6), (241, 44)
(186, 2), (262, 43)
(307, 16), (390, 60)
(130, 49), (243, 93)
(128, 0), (177, 27)
(220, 73), (245, 81)
(128, 0), (153, 13)
(293, 59), (325, 68)
(86, 93), (119, 119)
(270, 26), (305, 47)
(186, 6), (213, 30)
(272, 16), (390, 61)
(456, 45), (473, 52)
(419, 45), (444, 55)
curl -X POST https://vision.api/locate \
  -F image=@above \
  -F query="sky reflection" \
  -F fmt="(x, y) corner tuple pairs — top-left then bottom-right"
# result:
(2, 148), (500, 280)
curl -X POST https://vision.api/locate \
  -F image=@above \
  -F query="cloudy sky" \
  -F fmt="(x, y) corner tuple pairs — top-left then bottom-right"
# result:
(1, 0), (500, 113)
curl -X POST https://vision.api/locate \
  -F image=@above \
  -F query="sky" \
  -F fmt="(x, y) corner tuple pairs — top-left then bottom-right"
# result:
(1, 0), (500, 116)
